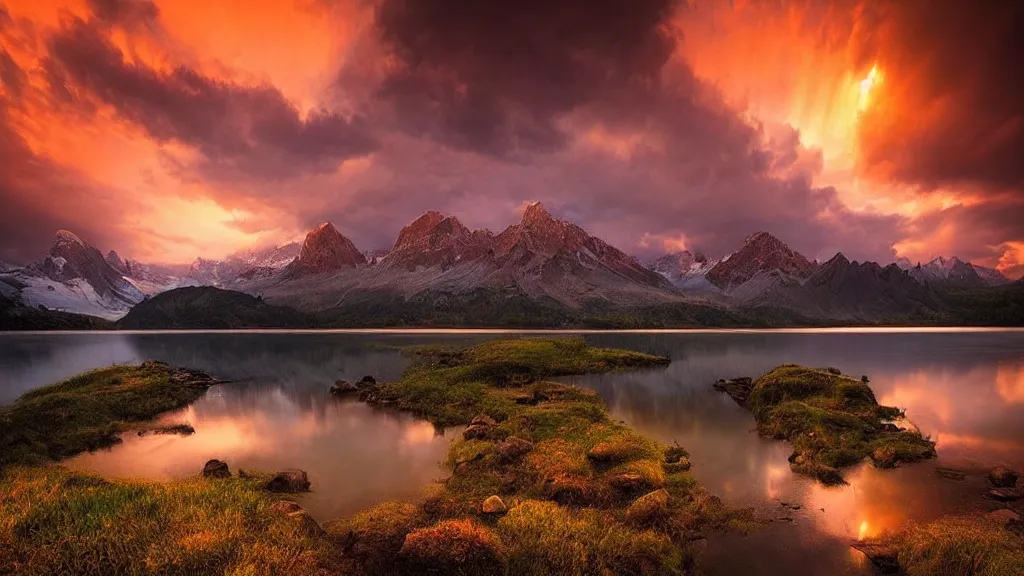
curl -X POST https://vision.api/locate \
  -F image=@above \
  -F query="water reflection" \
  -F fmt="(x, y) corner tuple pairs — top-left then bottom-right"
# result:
(3, 330), (1024, 573)
(565, 330), (1024, 576)
(67, 395), (454, 522)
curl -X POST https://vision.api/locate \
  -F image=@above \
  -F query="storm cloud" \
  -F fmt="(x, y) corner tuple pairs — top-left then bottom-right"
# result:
(0, 0), (1020, 276)
(45, 11), (380, 180)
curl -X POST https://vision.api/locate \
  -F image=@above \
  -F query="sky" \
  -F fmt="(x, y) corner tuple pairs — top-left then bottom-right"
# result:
(0, 0), (1022, 277)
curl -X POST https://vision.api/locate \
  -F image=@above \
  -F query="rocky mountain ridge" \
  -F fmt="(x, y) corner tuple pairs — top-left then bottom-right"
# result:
(1, 207), (1016, 324)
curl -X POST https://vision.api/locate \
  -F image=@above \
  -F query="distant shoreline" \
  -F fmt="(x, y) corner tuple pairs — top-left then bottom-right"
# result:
(4, 326), (1024, 335)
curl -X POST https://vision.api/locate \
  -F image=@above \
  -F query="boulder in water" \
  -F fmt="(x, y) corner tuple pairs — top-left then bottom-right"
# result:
(989, 466), (1018, 488)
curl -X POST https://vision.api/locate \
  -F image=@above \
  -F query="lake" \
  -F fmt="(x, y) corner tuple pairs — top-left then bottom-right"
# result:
(2, 329), (1023, 575)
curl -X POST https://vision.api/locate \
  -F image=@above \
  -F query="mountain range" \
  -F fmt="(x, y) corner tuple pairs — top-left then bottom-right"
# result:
(0, 202), (1019, 328)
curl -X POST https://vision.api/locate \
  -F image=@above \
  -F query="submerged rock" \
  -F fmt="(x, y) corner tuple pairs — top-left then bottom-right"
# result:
(935, 467), (967, 481)
(989, 466), (1019, 488)
(265, 469), (311, 493)
(202, 459), (231, 479)
(481, 495), (507, 515)
(330, 380), (358, 396)
(712, 377), (753, 405)
(625, 489), (669, 524)
(988, 487), (1021, 502)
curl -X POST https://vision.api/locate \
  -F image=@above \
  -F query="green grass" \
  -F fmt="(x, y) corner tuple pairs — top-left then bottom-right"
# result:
(336, 338), (751, 573)
(1, 339), (748, 575)
(362, 338), (670, 427)
(0, 362), (215, 469)
(893, 516), (1024, 576)
(0, 466), (337, 576)
(745, 364), (936, 484)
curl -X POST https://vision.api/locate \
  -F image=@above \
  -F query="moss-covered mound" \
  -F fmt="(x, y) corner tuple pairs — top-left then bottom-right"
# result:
(890, 515), (1024, 576)
(0, 361), (218, 469)
(361, 338), (670, 427)
(0, 466), (337, 576)
(331, 338), (750, 574)
(727, 364), (936, 485)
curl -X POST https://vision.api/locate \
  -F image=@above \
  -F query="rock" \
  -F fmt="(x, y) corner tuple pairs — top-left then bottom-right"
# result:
(512, 394), (538, 405)
(625, 489), (669, 524)
(986, 508), (1021, 527)
(712, 377), (753, 405)
(663, 457), (691, 473)
(400, 520), (507, 576)
(270, 500), (304, 515)
(935, 467), (967, 481)
(463, 424), (491, 440)
(463, 414), (497, 440)
(202, 459), (231, 479)
(481, 495), (507, 514)
(989, 466), (1018, 488)
(470, 414), (497, 427)
(851, 541), (901, 574)
(987, 487), (1021, 502)
(357, 375), (377, 388)
(496, 437), (534, 461)
(879, 423), (901, 433)
(330, 380), (358, 396)
(609, 473), (648, 492)
(586, 442), (627, 464)
(265, 469), (311, 493)
(288, 510), (327, 537)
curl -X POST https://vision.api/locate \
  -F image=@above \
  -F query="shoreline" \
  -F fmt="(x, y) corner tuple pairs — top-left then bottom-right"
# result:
(4, 325), (1024, 336)
(4, 338), (1019, 569)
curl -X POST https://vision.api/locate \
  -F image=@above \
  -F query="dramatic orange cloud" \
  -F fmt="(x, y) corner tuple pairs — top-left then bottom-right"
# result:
(1, 0), (1021, 275)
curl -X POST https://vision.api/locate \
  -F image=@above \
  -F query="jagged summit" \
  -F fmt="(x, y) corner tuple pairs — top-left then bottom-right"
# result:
(53, 230), (85, 249)
(706, 231), (814, 290)
(105, 250), (126, 273)
(282, 222), (365, 277)
(30, 229), (144, 312)
(521, 201), (556, 225)
(384, 211), (487, 270)
(824, 252), (851, 267)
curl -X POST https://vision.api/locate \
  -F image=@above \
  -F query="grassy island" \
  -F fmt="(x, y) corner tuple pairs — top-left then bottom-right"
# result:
(0, 338), (749, 575)
(715, 364), (937, 485)
(342, 338), (749, 574)
(0, 361), (220, 470)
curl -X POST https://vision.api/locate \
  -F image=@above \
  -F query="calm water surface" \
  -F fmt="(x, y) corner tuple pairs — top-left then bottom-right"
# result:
(2, 329), (1023, 575)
